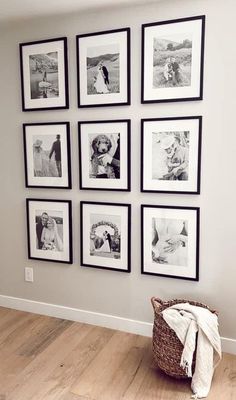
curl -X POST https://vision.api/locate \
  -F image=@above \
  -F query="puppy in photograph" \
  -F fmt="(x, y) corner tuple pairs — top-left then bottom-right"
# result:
(90, 133), (120, 179)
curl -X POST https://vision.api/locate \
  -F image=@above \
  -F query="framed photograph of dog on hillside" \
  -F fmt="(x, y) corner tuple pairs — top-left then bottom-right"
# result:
(26, 199), (73, 264)
(141, 15), (205, 103)
(76, 28), (130, 107)
(141, 116), (202, 194)
(20, 37), (69, 111)
(141, 205), (199, 281)
(81, 201), (131, 272)
(23, 122), (72, 189)
(78, 120), (130, 191)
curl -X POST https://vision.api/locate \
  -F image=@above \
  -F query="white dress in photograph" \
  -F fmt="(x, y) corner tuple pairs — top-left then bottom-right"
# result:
(96, 234), (111, 253)
(94, 67), (109, 94)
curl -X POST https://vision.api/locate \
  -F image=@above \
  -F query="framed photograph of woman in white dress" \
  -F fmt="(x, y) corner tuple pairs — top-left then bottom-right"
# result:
(141, 205), (199, 281)
(20, 37), (69, 111)
(80, 201), (131, 272)
(23, 122), (72, 189)
(76, 28), (130, 107)
(141, 15), (205, 103)
(26, 199), (73, 264)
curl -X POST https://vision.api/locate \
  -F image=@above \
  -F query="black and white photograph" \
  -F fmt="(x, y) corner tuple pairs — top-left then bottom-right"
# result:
(29, 51), (59, 100)
(23, 122), (72, 189)
(152, 33), (192, 89)
(141, 117), (201, 194)
(78, 120), (130, 191)
(141, 205), (199, 280)
(87, 44), (120, 95)
(20, 37), (69, 111)
(77, 28), (130, 107)
(90, 213), (121, 259)
(81, 202), (131, 272)
(142, 16), (205, 103)
(26, 199), (73, 264)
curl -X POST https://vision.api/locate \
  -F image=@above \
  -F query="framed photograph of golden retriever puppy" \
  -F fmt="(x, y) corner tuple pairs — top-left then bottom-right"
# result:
(78, 120), (131, 191)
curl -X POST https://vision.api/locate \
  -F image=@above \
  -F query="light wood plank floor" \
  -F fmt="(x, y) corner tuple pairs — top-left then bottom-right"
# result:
(0, 307), (235, 400)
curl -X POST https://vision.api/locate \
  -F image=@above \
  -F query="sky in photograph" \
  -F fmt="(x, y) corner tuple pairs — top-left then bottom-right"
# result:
(87, 43), (119, 58)
(157, 32), (192, 44)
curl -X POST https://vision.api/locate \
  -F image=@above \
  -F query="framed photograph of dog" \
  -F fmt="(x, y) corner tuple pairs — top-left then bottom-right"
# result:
(141, 116), (202, 194)
(141, 15), (205, 103)
(141, 205), (199, 281)
(78, 120), (131, 191)
(19, 37), (69, 111)
(26, 199), (73, 264)
(81, 201), (131, 272)
(76, 28), (130, 107)
(23, 122), (72, 189)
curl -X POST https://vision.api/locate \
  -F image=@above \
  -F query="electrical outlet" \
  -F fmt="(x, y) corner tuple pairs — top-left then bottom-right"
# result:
(25, 267), (33, 282)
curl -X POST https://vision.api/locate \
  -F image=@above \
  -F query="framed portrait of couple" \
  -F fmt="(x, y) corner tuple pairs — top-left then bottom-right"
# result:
(23, 122), (72, 189)
(141, 205), (199, 281)
(76, 28), (130, 107)
(142, 15), (205, 103)
(80, 201), (131, 272)
(26, 199), (73, 264)
(78, 120), (130, 191)
(141, 116), (202, 194)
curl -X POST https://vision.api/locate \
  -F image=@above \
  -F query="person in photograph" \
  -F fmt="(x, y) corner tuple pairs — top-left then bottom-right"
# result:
(96, 231), (111, 253)
(152, 218), (188, 266)
(171, 57), (181, 86)
(161, 135), (189, 180)
(94, 61), (110, 94)
(41, 217), (63, 251)
(163, 58), (173, 82)
(90, 134), (120, 179)
(49, 134), (62, 177)
(33, 139), (44, 176)
(36, 212), (48, 249)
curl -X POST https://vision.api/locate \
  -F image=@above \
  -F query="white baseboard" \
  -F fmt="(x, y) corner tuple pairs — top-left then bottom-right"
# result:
(0, 294), (235, 355)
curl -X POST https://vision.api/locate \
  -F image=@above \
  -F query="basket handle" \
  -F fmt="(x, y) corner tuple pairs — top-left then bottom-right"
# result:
(151, 297), (164, 312)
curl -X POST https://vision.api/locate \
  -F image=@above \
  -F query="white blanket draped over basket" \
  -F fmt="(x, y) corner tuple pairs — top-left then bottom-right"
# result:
(162, 303), (222, 399)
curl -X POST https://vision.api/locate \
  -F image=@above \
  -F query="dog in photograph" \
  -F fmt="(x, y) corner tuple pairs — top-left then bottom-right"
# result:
(90, 134), (116, 178)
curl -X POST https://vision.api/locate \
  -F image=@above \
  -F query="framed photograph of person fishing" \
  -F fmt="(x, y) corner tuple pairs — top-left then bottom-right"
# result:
(23, 122), (72, 189)
(19, 37), (69, 111)
(26, 199), (73, 264)
(80, 201), (131, 272)
(141, 205), (200, 281)
(141, 116), (202, 194)
(76, 28), (130, 107)
(141, 15), (205, 103)
(78, 120), (131, 191)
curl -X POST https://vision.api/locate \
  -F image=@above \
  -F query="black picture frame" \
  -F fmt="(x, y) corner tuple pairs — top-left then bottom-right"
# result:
(80, 201), (131, 272)
(78, 119), (131, 191)
(76, 28), (131, 107)
(26, 198), (73, 264)
(141, 15), (205, 103)
(141, 204), (199, 281)
(141, 116), (202, 194)
(23, 122), (72, 189)
(19, 37), (69, 111)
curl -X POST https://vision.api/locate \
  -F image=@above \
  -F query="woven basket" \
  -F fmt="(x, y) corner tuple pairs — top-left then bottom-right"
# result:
(151, 297), (218, 379)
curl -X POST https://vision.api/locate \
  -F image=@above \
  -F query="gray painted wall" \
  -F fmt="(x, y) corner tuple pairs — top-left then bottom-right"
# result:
(0, 0), (235, 338)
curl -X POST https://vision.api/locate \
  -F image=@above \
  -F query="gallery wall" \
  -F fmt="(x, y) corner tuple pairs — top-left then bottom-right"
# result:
(0, 0), (236, 340)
